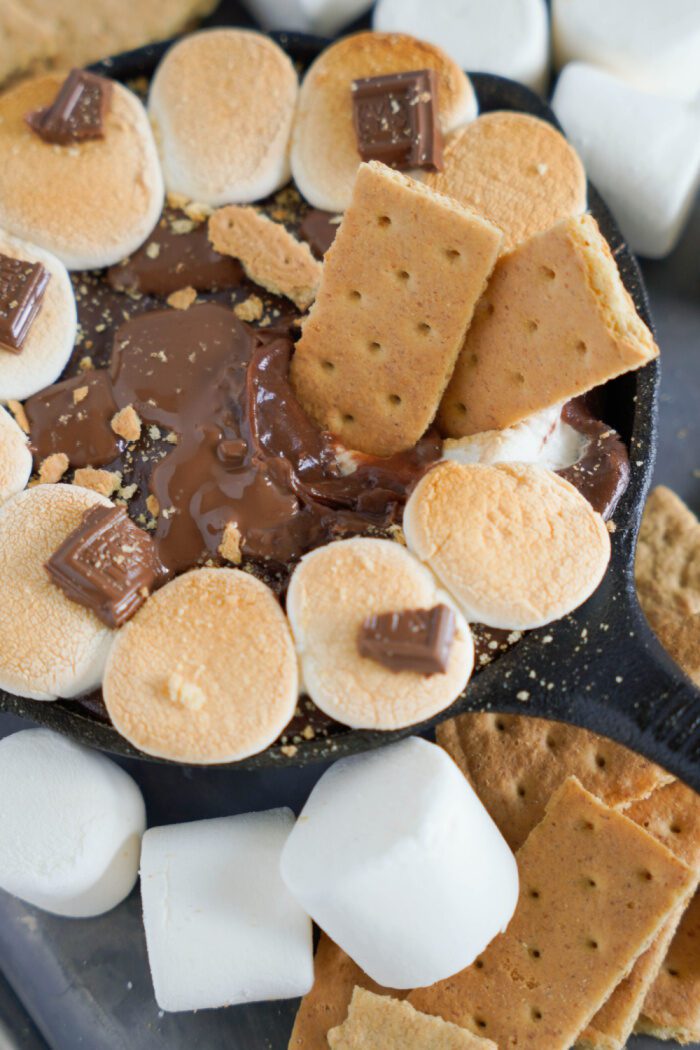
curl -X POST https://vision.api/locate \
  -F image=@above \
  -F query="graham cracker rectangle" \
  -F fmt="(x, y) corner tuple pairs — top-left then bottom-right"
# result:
(288, 933), (407, 1050)
(436, 711), (672, 852)
(208, 205), (322, 310)
(438, 212), (659, 438)
(290, 160), (502, 457)
(635, 485), (700, 688)
(328, 987), (496, 1050)
(636, 889), (700, 1045)
(407, 777), (695, 1050)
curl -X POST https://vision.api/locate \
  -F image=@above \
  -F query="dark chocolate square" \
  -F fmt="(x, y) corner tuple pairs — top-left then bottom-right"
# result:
(352, 69), (443, 172)
(358, 603), (456, 674)
(0, 254), (50, 353)
(46, 504), (160, 628)
(26, 69), (112, 146)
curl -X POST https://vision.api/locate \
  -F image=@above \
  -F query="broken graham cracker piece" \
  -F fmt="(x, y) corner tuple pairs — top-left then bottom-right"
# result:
(208, 206), (321, 311)
(408, 777), (695, 1050)
(218, 521), (242, 565)
(436, 712), (672, 851)
(73, 467), (121, 498)
(438, 212), (659, 438)
(328, 987), (496, 1050)
(111, 405), (142, 443)
(166, 286), (197, 310)
(291, 160), (502, 457)
(288, 933), (407, 1050)
(635, 485), (700, 687)
(37, 452), (69, 485)
(636, 890), (700, 1045)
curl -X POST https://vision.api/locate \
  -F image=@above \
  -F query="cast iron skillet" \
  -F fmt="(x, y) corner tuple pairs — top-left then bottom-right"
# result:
(1, 32), (699, 790)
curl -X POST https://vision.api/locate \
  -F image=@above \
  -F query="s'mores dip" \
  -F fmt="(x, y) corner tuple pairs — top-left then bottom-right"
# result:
(0, 27), (659, 763)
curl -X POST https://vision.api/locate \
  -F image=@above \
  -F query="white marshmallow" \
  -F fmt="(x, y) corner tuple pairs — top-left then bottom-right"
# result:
(141, 809), (314, 1013)
(443, 405), (586, 471)
(0, 729), (145, 917)
(0, 405), (31, 505)
(373, 0), (550, 92)
(281, 737), (519, 989)
(242, 0), (372, 34)
(553, 0), (700, 101)
(553, 63), (700, 258)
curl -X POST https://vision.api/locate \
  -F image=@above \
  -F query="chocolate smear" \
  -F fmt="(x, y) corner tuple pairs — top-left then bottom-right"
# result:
(46, 504), (160, 628)
(0, 254), (50, 353)
(298, 209), (340, 259)
(107, 208), (244, 296)
(352, 69), (443, 172)
(558, 399), (630, 520)
(26, 69), (112, 145)
(26, 369), (123, 470)
(358, 604), (456, 674)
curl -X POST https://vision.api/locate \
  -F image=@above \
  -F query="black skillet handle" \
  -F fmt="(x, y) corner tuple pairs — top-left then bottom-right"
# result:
(451, 529), (700, 792)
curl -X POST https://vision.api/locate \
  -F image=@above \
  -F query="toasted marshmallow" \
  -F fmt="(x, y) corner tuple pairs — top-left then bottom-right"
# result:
(0, 484), (114, 701)
(286, 537), (474, 730)
(0, 74), (163, 270)
(0, 405), (31, 504)
(149, 30), (298, 207)
(374, 0), (550, 93)
(0, 231), (76, 401)
(103, 568), (298, 763)
(426, 112), (587, 253)
(404, 461), (610, 630)
(443, 405), (587, 471)
(291, 31), (477, 213)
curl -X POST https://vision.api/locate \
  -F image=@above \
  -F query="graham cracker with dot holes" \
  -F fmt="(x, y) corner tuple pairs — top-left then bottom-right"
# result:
(436, 712), (672, 852)
(636, 890), (700, 1045)
(575, 777), (700, 1050)
(438, 212), (658, 439)
(635, 486), (700, 688)
(290, 160), (502, 457)
(328, 987), (496, 1050)
(288, 933), (407, 1050)
(408, 776), (695, 1050)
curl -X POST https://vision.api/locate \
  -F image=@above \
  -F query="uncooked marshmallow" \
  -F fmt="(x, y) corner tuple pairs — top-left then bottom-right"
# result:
(552, 0), (700, 101)
(0, 729), (145, 917)
(552, 63), (700, 258)
(141, 809), (314, 1012)
(443, 405), (587, 471)
(281, 737), (519, 989)
(374, 0), (550, 93)
(243, 0), (372, 34)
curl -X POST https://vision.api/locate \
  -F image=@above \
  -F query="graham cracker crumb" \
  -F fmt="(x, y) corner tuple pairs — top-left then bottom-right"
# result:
(72, 386), (89, 404)
(219, 521), (242, 565)
(111, 405), (142, 443)
(78, 356), (94, 372)
(73, 467), (121, 498)
(166, 286), (197, 311)
(7, 400), (29, 434)
(234, 295), (264, 322)
(38, 453), (69, 485)
(280, 744), (298, 758)
(146, 494), (160, 518)
(145, 242), (160, 260)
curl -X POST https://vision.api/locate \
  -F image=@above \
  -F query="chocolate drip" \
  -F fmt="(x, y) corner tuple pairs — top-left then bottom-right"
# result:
(107, 209), (244, 296)
(559, 399), (630, 520)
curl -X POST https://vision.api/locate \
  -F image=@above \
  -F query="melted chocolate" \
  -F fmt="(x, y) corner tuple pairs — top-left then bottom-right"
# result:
(106, 209), (244, 296)
(26, 369), (123, 469)
(298, 209), (339, 259)
(559, 399), (630, 520)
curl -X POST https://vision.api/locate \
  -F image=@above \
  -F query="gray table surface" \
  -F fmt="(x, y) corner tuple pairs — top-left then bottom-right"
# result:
(0, 135), (697, 1050)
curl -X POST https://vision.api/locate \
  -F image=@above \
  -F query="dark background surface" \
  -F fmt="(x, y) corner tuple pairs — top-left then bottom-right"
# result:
(0, 3), (698, 1046)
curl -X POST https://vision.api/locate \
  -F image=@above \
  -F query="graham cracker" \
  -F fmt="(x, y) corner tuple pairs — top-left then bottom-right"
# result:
(636, 890), (700, 1045)
(438, 213), (659, 438)
(635, 486), (700, 687)
(408, 777), (695, 1050)
(288, 933), (407, 1050)
(290, 160), (502, 457)
(208, 206), (321, 311)
(436, 712), (672, 851)
(327, 987), (496, 1050)
(426, 111), (587, 253)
